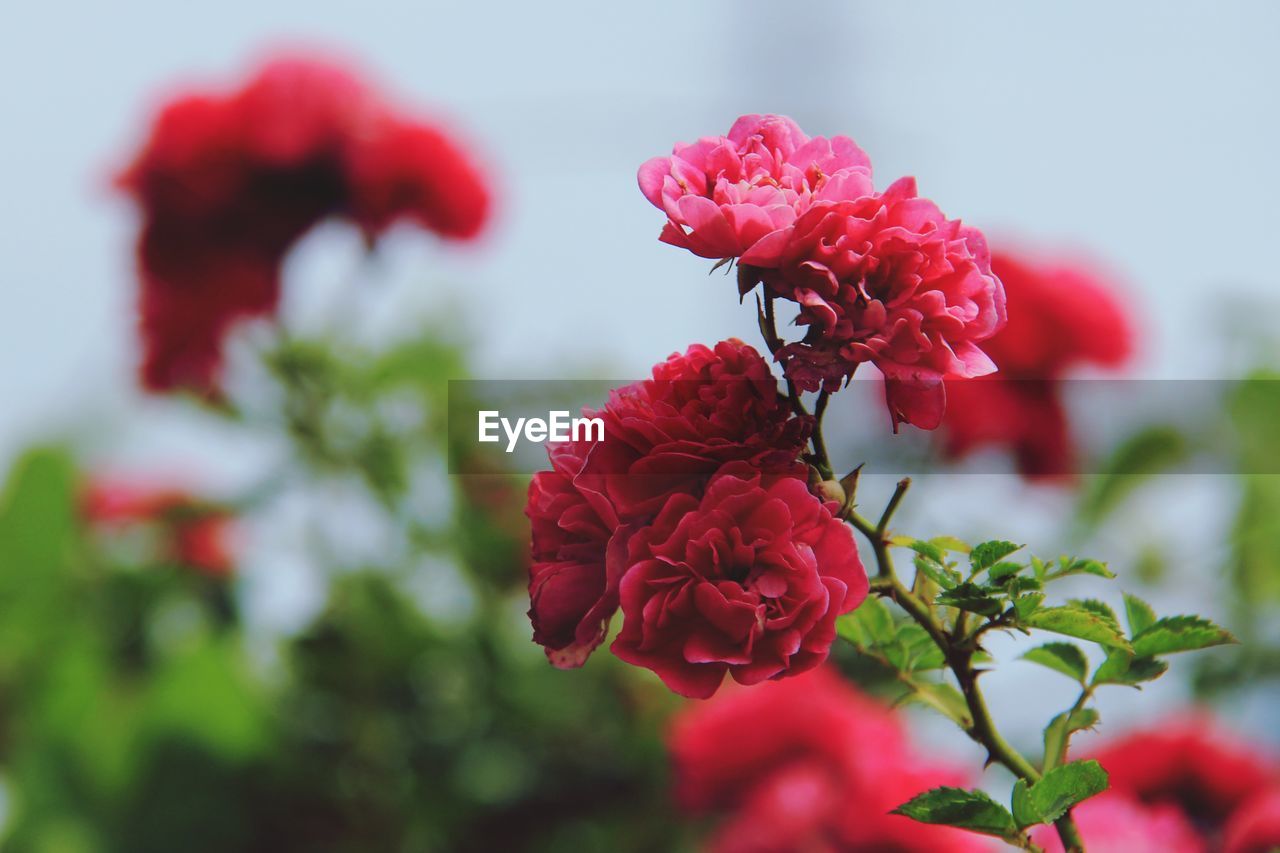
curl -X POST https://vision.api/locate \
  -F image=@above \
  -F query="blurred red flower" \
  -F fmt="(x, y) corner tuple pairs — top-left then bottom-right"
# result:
(81, 477), (236, 577)
(669, 666), (985, 852)
(1029, 793), (1204, 853)
(1088, 714), (1280, 828)
(941, 249), (1133, 479)
(1223, 787), (1280, 853)
(118, 55), (491, 394)
(610, 464), (866, 698)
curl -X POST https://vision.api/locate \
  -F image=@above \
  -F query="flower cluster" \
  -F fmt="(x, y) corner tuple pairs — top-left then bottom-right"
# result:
(941, 249), (1133, 478)
(1028, 714), (1280, 851)
(118, 55), (490, 395)
(81, 477), (235, 576)
(640, 115), (1005, 429)
(526, 339), (867, 698)
(669, 667), (985, 852)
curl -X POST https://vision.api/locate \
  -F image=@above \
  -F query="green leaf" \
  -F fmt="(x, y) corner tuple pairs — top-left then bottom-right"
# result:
(1123, 593), (1157, 637)
(900, 538), (946, 565)
(1048, 557), (1115, 581)
(837, 598), (895, 649)
(1015, 593), (1046, 620)
(936, 583), (1004, 617)
(1025, 760), (1109, 824)
(971, 540), (1023, 572)
(987, 561), (1025, 585)
(1024, 606), (1132, 651)
(1068, 599), (1122, 633)
(1091, 650), (1169, 687)
(887, 624), (946, 672)
(1021, 643), (1088, 683)
(1042, 708), (1101, 773)
(914, 555), (960, 591)
(1011, 779), (1040, 829)
(930, 535), (972, 554)
(1077, 425), (1189, 530)
(901, 679), (973, 728)
(1131, 616), (1237, 657)
(891, 787), (1017, 839)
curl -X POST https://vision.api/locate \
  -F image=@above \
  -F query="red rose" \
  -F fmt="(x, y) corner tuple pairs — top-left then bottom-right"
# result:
(759, 177), (1005, 431)
(118, 55), (490, 395)
(1029, 793), (1204, 853)
(578, 338), (810, 519)
(610, 465), (866, 698)
(670, 667), (985, 851)
(1224, 788), (1280, 853)
(526, 443), (622, 668)
(82, 477), (236, 577)
(1089, 714), (1280, 827)
(941, 249), (1133, 479)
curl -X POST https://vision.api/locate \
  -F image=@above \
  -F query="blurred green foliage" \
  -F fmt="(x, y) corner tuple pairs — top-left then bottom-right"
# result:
(0, 329), (691, 852)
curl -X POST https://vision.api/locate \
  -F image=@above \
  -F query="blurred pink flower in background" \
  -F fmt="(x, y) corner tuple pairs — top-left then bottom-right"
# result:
(1029, 793), (1204, 853)
(1088, 713), (1280, 828)
(1223, 787), (1280, 853)
(669, 667), (986, 852)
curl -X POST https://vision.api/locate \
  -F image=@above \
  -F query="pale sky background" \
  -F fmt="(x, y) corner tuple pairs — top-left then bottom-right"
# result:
(2, 1), (1278, 755)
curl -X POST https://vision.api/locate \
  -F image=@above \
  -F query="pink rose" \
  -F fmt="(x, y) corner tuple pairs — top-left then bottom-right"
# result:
(638, 114), (872, 263)
(760, 177), (1005, 430)
(670, 667), (986, 852)
(610, 465), (866, 698)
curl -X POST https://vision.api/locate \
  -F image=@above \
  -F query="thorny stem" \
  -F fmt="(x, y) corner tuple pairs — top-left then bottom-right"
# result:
(838, 467), (1086, 851)
(755, 271), (1086, 849)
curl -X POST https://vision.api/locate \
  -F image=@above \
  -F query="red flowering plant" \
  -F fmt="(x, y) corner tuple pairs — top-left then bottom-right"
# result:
(81, 475), (236, 578)
(527, 114), (1239, 852)
(117, 55), (490, 396)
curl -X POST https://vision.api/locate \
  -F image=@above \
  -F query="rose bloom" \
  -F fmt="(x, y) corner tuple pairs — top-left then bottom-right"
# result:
(578, 338), (811, 519)
(610, 464), (866, 698)
(941, 249), (1133, 479)
(1223, 788), (1280, 853)
(527, 339), (815, 674)
(526, 442), (620, 667)
(81, 478), (235, 577)
(670, 667), (985, 852)
(760, 177), (1005, 430)
(638, 114), (872, 263)
(1029, 793), (1204, 853)
(118, 55), (490, 394)
(1089, 714), (1280, 828)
